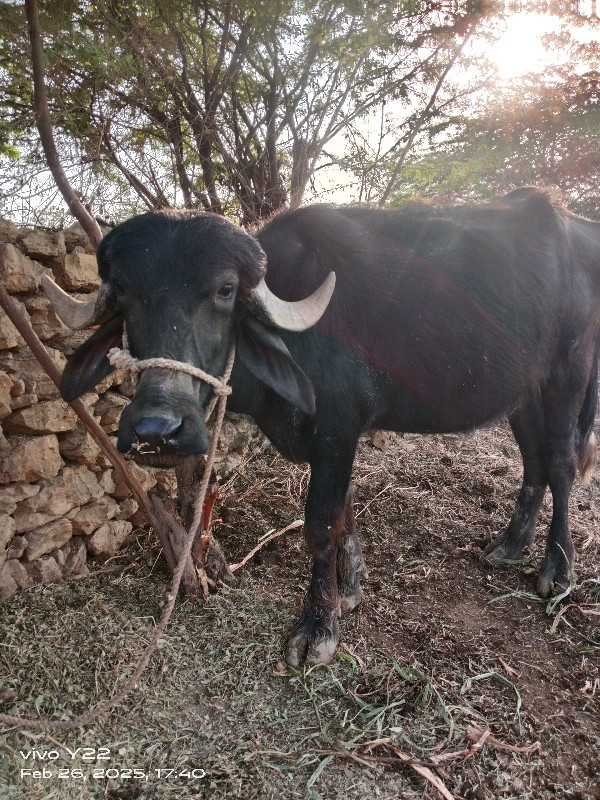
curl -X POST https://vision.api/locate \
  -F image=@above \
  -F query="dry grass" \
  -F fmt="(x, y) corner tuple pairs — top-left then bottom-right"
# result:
(1, 417), (599, 800)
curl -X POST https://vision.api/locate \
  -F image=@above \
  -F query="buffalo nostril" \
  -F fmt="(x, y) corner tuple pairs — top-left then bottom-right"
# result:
(132, 415), (183, 452)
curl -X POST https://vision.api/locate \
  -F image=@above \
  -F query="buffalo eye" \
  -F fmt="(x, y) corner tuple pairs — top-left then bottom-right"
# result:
(217, 283), (235, 299)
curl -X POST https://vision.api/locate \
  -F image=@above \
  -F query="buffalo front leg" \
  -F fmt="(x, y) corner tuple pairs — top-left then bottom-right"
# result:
(286, 436), (357, 667)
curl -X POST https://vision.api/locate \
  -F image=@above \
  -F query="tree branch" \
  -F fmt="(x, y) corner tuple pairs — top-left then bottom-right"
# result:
(378, 26), (476, 206)
(24, 0), (103, 248)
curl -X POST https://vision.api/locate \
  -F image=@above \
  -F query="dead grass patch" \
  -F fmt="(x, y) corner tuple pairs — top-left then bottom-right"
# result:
(1, 418), (599, 800)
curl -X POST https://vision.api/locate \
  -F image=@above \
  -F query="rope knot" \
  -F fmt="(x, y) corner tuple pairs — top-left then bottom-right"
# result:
(213, 383), (233, 397)
(107, 347), (143, 374)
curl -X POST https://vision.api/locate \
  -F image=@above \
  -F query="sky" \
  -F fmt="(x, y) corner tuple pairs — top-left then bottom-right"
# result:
(486, 13), (558, 79)
(486, 10), (596, 79)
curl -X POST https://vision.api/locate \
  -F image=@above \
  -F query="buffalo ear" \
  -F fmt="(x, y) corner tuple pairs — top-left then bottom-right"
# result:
(61, 316), (123, 401)
(237, 316), (316, 415)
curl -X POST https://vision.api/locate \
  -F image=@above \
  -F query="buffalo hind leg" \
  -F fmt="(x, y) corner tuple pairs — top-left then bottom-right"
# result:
(536, 378), (583, 596)
(337, 483), (367, 616)
(485, 392), (547, 562)
(286, 436), (357, 667)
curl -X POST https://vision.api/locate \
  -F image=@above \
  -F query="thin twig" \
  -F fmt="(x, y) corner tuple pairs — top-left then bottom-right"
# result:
(466, 726), (542, 755)
(229, 519), (303, 572)
(386, 744), (455, 800)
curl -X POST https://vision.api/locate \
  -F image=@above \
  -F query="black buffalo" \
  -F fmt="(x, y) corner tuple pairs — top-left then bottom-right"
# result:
(43, 188), (599, 665)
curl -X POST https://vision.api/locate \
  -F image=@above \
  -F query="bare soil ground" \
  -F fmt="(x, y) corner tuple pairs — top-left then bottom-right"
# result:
(1, 417), (599, 800)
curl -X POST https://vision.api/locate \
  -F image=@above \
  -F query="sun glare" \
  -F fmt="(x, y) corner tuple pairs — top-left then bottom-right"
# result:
(487, 14), (558, 79)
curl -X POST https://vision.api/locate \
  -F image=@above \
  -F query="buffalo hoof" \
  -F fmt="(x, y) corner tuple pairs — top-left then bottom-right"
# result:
(285, 610), (339, 667)
(536, 541), (576, 597)
(484, 531), (531, 563)
(536, 565), (576, 598)
(338, 587), (364, 616)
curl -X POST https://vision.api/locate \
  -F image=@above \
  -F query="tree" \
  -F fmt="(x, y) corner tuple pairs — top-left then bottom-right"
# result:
(0, 0), (482, 225)
(389, 73), (600, 218)
(380, 6), (600, 217)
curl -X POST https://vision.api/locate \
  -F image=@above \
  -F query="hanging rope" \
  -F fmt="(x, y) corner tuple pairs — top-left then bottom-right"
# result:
(0, 336), (236, 731)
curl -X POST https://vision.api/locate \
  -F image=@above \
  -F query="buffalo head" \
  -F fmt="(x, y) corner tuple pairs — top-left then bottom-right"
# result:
(43, 211), (334, 465)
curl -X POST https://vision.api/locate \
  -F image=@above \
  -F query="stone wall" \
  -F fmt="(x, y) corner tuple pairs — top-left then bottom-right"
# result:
(0, 218), (261, 601)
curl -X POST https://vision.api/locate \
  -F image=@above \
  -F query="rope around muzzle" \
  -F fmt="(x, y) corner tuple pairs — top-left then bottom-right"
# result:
(0, 335), (235, 731)
(107, 330), (233, 400)
(107, 330), (236, 530)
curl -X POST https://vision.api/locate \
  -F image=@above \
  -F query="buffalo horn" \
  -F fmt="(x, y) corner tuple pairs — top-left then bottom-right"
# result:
(41, 274), (116, 330)
(244, 271), (336, 332)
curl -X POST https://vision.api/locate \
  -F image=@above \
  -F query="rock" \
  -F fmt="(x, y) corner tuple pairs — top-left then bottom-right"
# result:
(13, 465), (103, 533)
(9, 394), (38, 411)
(0, 243), (45, 293)
(63, 223), (95, 254)
(397, 437), (417, 453)
(0, 434), (63, 484)
(96, 371), (124, 394)
(55, 252), (100, 291)
(93, 393), (128, 432)
(0, 297), (26, 349)
(28, 555), (62, 585)
(7, 535), (26, 559)
(10, 378), (25, 398)
(153, 468), (178, 498)
(96, 438), (118, 470)
(0, 217), (19, 243)
(56, 327), (92, 356)
(0, 347), (65, 399)
(214, 414), (262, 476)
(19, 229), (65, 264)
(0, 549), (6, 572)
(98, 469), (116, 494)
(0, 371), (11, 419)
(370, 430), (391, 450)
(87, 520), (133, 560)
(114, 497), (138, 521)
(22, 296), (67, 341)
(81, 392), (99, 407)
(25, 518), (73, 560)
(0, 516), (16, 550)
(112, 461), (156, 498)
(69, 496), (119, 535)
(127, 507), (149, 528)
(0, 483), (40, 515)
(4, 398), (78, 434)
(0, 563), (18, 601)
(6, 558), (34, 589)
(62, 539), (88, 578)
(59, 424), (101, 465)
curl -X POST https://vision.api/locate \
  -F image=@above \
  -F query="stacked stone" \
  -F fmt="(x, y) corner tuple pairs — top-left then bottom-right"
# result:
(0, 217), (261, 601)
